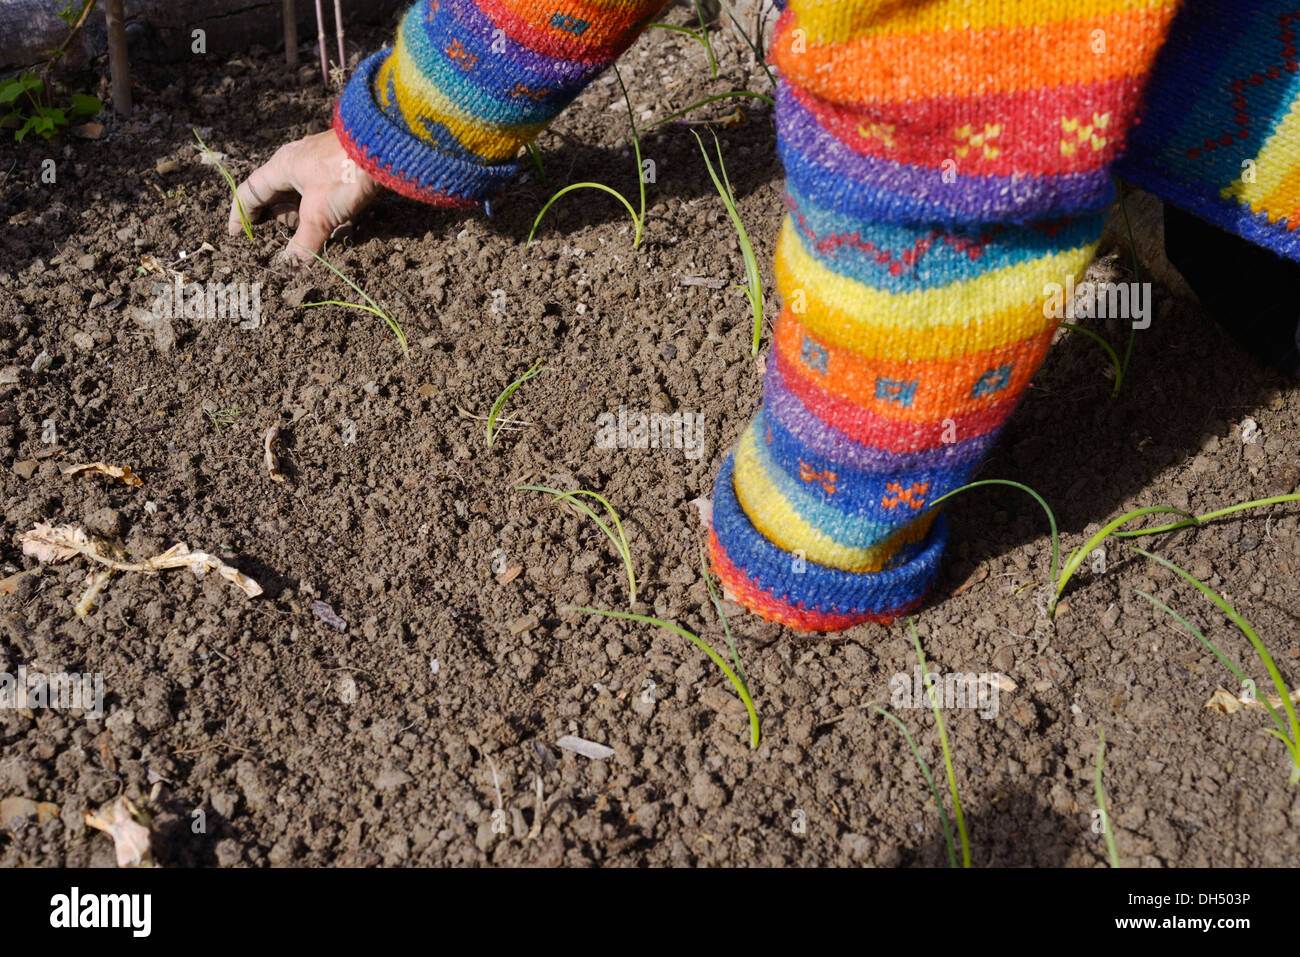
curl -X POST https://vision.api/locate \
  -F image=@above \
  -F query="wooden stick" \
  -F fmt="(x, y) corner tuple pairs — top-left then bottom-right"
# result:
(314, 0), (329, 87)
(104, 0), (131, 116)
(333, 0), (346, 77)
(283, 0), (299, 65)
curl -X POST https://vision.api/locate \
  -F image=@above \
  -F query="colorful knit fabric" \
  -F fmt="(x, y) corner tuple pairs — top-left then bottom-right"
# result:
(1116, 0), (1300, 261)
(334, 0), (665, 206)
(707, 0), (1180, 631)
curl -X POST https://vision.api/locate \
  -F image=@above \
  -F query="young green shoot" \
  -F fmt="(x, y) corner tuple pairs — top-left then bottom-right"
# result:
(909, 618), (970, 866)
(930, 479), (1061, 585)
(650, 0), (718, 79)
(1054, 492), (1300, 610)
(528, 66), (644, 249)
(205, 406), (247, 432)
(194, 129), (253, 240)
(486, 359), (545, 447)
(1094, 729), (1121, 867)
(525, 142), (546, 182)
(639, 90), (774, 132)
(693, 129), (763, 355)
(1061, 321), (1124, 397)
(722, 0), (776, 88)
(293, 242), (409, 357)
(1116, 179), (1142, 386)
(1133, 550), (1300, 784)
(516, 485), (636, 603)
(568, 605), (760, 749)
(700, 542), (749, 699)
(873, 704), (958, 867)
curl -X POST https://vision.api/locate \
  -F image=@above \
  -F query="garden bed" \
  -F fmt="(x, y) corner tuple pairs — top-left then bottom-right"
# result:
(2, 17), (1299, 867)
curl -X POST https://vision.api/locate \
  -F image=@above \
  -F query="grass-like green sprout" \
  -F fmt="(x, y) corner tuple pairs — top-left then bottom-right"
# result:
(936, 480), (1300, 616)
(699, 542), (750, 701)
(516, 485), (636, 602)
(528, 66), (644, 249)
(1053, 180), (1144, 396)
(1061, 321), (1124, 397)
(205, 406), (247, 432)
(873, 703), (960, 867)
(1133, 549), (1300, 784)
(876, 619), (970, 867)
(693, 129), (763, 356)
(650, 0), (718, 79)
(911, 618), (970, 866)
(1053, 492), (1300, 610)
(566, 544), (759, 749)
(525, 142), (546, 182)
(722, 0), (776, 88)
(639, 90), (774, 132)
(1116, 179), (1142, 386)
(1094, 728), (1121, 867)
(194, 129), (253, 241)
(486, 359), (545, 447)
(930, 479), (1061, 585)
(294, 242), (409, 357)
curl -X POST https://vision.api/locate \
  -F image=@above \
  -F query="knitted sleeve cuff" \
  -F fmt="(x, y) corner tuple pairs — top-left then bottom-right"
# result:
(335, 49), (517, 208)
(333, 0), (665, 208)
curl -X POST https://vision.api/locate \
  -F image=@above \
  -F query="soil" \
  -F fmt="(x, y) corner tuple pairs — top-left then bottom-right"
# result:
(2, 17), (1299, 869)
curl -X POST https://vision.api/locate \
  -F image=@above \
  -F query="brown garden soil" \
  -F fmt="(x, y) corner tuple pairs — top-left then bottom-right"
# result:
(2, 17), (1300, 869)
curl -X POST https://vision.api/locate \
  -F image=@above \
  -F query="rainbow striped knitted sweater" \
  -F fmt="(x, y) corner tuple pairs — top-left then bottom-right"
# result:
(336, 0), (1300, 632)
(334, 0), (665, 205)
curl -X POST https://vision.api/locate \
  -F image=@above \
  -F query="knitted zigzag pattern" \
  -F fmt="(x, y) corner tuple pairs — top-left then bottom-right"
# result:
(1116, 0), (1300, 261)
(334, 0), (664, 205)
(707, 0), (1179, 631)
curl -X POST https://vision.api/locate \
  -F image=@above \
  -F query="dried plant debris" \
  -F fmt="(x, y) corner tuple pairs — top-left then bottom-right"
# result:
(312, 600), (347, 632)
(555, 735), (615, 760)
(20, 523), (262, 598)
(264, 426), (286, 483)
(60, 461), (144, 487)
(1206, 685), (1300, 715)
(74, 568), (114, 618)
(84, 796), (153, 868)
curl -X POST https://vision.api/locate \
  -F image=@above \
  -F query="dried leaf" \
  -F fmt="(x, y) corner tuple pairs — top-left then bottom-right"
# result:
(19, 523), (262, 598)
(21, 523), (89, 563)
(264, 426), (285, 483)
(0, 570), (33, 596)
(952, 563), (989, 596)
(495, 563), (522, 585)
(1205, 685), (1300, 714)
(84, 796), (152, 867)
(555, 735), (615, 760)
(60, 461), (144, 487)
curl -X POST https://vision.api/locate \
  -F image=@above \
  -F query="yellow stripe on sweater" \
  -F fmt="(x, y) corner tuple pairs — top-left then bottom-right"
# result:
(1221, 93), (1300, 224)
(786, 0), (1178, 47)
(775, 219), (1095, 361)
(732, 423), (933, 572)
(391, 26), (544, 162)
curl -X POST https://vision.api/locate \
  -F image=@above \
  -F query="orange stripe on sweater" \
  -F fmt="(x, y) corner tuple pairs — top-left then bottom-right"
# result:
(771, 5), (1177, 105)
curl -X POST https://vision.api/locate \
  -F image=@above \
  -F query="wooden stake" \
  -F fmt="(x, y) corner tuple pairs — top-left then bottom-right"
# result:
(334, 0), (346, 77)
(283, 0), (299, 66)
(314, 0), (329, 87)
(104, 0), (131, 116)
